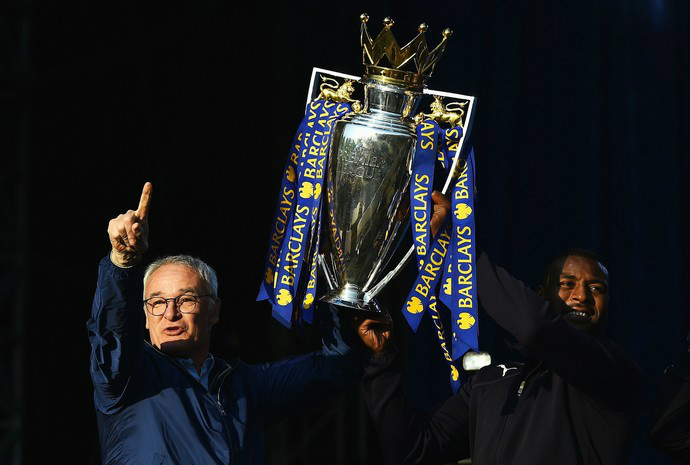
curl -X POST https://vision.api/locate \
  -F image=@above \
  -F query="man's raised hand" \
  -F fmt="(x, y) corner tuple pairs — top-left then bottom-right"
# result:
(108, 182), (152, 267)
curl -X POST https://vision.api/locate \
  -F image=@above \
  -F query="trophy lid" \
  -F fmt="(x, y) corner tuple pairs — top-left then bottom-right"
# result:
(360, 13), (452, 92)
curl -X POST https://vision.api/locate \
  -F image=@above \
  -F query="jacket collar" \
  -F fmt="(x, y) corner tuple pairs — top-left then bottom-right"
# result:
(208, 355), (239, 393)
(144, 340), (239, 392)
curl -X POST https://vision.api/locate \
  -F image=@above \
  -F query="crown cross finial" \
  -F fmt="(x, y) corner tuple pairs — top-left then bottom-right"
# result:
(359, 13), (451, 89)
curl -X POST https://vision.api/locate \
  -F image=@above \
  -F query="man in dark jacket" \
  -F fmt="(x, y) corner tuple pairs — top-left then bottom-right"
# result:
(649, 334), (690, 461)
(361, 244), (643, 464)
(87, 182), (378, 464)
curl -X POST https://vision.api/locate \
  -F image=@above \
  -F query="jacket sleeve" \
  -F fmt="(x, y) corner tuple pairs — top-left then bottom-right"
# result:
(86, 254), (145, 413)
(476, 252), (642, 409)
(252, 305), (365, 425)
(649, 349), (690, 460)
(362, 351), (471, 465)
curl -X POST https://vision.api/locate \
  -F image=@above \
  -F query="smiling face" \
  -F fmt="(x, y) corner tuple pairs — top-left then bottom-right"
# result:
(144, 263), (220, 366)
(542, 255), (609, 332)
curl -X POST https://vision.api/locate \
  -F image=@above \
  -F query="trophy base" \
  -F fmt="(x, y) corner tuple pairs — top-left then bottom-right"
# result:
(319, 284), (386, 315)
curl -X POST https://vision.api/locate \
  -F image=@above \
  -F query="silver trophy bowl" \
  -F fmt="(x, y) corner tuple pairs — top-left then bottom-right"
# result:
(319, 77), (421, 313)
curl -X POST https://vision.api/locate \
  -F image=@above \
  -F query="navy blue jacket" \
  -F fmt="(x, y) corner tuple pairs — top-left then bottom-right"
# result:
(87, 256), (362, 464)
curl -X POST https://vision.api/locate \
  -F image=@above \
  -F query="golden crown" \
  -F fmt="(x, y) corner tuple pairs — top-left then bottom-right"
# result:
(360, 13), (452, 90)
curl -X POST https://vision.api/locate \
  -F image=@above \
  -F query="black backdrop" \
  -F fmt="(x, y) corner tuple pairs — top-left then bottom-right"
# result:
(8, 0), (690, 463)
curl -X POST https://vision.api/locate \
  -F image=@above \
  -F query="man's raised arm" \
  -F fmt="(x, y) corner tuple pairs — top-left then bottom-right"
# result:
(476, 252), (642, 409)
(87, 182), (152, 413)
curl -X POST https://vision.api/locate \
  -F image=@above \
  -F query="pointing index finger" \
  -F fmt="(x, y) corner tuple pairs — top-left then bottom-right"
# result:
(136, 182), (152, 219)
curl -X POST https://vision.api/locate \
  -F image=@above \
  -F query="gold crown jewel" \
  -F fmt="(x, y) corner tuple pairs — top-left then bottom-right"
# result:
(360, 13), (452, 90)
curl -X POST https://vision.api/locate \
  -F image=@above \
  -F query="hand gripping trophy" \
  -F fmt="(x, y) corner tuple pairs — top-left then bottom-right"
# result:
(258, 14), (479, 387)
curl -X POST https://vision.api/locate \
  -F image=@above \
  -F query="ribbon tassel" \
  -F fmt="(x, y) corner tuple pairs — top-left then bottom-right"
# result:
(257, 99), (352, 327)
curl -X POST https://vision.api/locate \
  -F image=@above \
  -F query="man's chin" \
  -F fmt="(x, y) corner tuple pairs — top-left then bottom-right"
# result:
(158, 339), (193, 358)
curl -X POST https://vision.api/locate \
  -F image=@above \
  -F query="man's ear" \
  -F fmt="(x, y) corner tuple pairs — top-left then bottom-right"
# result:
(209, 298), (221, 326)
(537, 285), (545, 298)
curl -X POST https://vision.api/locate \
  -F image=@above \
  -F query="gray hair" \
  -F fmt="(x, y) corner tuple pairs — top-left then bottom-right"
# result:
(143, 255), (218, 298)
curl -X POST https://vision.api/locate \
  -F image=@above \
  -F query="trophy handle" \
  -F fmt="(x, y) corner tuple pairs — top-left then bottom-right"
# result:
(363, 245), (415, 302)
(318, 253), (339, 291)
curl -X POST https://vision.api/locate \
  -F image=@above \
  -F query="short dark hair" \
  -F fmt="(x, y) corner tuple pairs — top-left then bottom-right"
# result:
(541, 248), (609, 289)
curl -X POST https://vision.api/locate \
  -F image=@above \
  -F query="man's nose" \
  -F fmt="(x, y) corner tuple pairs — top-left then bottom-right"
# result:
(570, 282), (591, 303)
(163, 301), (182, 320)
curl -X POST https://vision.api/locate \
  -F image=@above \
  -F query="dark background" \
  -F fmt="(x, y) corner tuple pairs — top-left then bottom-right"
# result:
(2, 0), (689, 463)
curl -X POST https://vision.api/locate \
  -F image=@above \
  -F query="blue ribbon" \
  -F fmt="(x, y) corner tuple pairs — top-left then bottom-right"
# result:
(402, 220), (452, 332)
(428, 296), (462, 393)
(301, 200), (324, 324)
(402, 120), (477, 392)
(410, 120), (438, 271)
(257, 122), (307, 304)
(258, 99), (350, 327)
(439, 127), (462, 314)
(402, 122), (466, 326)
(448, 149), (478, 360)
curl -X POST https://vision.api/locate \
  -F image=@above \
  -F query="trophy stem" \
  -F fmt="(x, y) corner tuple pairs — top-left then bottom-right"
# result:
(320, 284), (385, 314)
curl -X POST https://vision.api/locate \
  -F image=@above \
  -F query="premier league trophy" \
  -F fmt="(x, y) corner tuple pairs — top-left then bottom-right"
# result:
(258, 14), (479, 390)
(320, 16), (456, 313)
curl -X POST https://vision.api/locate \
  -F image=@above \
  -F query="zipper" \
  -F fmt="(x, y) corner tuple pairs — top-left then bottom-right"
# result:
(212, 365), (235, 460)
(517, 362), (543, 397)
(214, 367), (233, 416)
(216, 400), (226, 416)
(517, 380), (526, 397)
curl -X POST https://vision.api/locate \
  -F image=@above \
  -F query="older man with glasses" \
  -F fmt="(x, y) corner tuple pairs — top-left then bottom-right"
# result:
(87, 182), (392, 465)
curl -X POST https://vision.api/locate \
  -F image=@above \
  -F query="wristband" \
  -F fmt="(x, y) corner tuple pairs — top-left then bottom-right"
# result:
(110, 249), (142, 269)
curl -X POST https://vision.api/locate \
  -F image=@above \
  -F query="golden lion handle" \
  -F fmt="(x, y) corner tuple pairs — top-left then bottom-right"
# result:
(414, 97), (467, 128)
(317, 78), (363, 113)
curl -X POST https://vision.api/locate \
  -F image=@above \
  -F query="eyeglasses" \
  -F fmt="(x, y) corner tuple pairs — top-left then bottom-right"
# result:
(143, 294), (212, 316)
